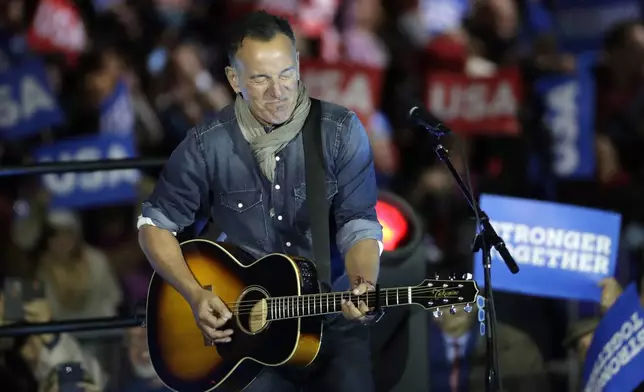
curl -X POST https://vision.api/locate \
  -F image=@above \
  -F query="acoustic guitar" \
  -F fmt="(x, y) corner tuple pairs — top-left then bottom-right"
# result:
(146, 239), (480, 392)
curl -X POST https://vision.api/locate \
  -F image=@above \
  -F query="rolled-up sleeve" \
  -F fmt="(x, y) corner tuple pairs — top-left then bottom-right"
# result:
(333, 112), (383, 256)
(139, 129), (209, 234)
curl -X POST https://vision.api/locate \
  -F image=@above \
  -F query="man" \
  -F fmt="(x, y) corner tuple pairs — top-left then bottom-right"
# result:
(137, 10), (383, 392)
(428, 304), (548, 392)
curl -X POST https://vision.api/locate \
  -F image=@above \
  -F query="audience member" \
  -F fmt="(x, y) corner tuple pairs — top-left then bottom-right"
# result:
(429, 304), (549, 392)
(35, 210), (122, 321)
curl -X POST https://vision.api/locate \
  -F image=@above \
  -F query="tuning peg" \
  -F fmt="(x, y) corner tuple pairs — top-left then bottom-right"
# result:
(449, 274), (456, 280)
(462, 273), (473, 280)
(434, 273), (440, 280)
(427, 301), (434, 306)
(433, 309), (443, 318)
(464, 303), (473, 313)
(449, 305), (457, 315)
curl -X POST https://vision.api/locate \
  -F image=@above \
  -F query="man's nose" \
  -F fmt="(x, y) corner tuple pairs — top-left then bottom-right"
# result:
(269, 80), (284, 100)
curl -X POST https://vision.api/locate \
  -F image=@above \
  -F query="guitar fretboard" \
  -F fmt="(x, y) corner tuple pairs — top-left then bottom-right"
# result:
(266, 288), (414, 320)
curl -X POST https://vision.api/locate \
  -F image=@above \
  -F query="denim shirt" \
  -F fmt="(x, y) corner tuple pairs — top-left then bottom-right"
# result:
(140, 101), (383, 283)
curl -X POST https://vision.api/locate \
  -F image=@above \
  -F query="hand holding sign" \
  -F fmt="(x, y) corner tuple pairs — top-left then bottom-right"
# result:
(474, 194), (622, 302)
(599, 278), (624, 315)
(583, 284), (644, 392)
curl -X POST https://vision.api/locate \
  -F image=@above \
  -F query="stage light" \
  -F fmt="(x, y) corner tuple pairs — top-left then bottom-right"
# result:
(375, 191), (423, 264)
(376, 200), (409, 251)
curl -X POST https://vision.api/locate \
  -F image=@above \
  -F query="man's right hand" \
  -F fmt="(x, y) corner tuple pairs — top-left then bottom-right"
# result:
(189, 289), (234, 344)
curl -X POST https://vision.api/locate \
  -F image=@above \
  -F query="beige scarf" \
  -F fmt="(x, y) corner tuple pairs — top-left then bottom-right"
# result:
(235, 84), (311, 182)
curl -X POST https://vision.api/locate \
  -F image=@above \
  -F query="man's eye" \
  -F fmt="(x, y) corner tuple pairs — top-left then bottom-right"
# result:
(280, 71), (295, 80)
(253, 77), (269, 83)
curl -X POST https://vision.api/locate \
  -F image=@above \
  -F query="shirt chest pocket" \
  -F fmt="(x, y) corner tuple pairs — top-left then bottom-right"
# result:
(293, 181), (338, 235)
(218, 190), (269, 245)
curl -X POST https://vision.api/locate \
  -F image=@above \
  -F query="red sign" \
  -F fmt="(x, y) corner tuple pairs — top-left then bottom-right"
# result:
(300, 60), (383, 126)
(257, 0), (338, 37)
(425, 68), (522, 136)
(27, 0), (86, 57)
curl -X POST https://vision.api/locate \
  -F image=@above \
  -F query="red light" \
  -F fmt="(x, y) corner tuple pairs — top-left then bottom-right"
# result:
(375, 200), (409, 251)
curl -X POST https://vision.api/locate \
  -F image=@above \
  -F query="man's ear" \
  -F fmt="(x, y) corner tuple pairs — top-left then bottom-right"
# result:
(225, 66), (241, 94)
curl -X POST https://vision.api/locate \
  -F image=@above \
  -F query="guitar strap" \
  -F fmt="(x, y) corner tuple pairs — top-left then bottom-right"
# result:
(301, 98), (331, 288)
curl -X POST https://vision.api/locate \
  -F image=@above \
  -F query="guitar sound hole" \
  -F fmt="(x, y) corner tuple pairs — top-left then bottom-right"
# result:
(236, 286), (270, 335)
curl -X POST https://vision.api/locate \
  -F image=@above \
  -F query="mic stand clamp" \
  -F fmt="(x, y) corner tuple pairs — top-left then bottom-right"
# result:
(429, 139), (519, 392)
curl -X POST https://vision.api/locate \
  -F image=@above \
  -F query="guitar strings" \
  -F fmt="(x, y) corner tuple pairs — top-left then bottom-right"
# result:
(215, 286), (475, 315)
(222, 286), (472, 307)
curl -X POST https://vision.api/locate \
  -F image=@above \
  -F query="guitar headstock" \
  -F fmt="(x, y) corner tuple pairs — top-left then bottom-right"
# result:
(411, 273), (480, 317)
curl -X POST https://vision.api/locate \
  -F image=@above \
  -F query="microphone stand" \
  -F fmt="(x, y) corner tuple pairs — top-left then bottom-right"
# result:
(428, 136), (520, 392)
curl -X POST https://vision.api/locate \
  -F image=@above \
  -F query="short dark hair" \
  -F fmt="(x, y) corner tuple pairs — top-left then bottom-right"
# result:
(227, 10), (296, 66)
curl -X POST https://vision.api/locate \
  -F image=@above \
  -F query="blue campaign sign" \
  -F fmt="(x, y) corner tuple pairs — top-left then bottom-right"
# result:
(99, 78), (134, 136)
(582, 284), (644, 392)
(473, 194), (622, 302)
(553, 0), (641, 54)
(534, 63), (595, 179)
(33, 134), (141, 209)
(0, 57), (64, 140)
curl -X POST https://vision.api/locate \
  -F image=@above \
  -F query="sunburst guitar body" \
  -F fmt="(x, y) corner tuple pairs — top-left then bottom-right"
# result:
(145, 239), (479, 392)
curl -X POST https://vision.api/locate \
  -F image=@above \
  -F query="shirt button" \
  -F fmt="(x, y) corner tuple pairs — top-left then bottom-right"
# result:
(275, 156), (280, 161)
(237, 202), (244, 208)
(285, 242), (291, 247)
(275, 184), (281, 190)
(277, 215), (283, 220)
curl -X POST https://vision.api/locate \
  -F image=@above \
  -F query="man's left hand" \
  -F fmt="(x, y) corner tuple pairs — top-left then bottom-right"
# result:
(341, 281), (375, 322)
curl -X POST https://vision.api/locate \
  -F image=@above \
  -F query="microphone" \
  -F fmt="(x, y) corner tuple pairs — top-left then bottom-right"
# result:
(408, 105), (451, 137)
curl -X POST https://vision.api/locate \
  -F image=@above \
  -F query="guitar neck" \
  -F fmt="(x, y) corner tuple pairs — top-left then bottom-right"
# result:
(265, 285), (461, 321)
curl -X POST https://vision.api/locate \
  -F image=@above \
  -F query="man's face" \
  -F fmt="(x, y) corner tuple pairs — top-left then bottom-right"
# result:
(226, 34), (299, 125)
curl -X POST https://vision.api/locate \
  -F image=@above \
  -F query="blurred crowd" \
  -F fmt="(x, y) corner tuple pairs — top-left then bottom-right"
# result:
(0, 0), (643, 391)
